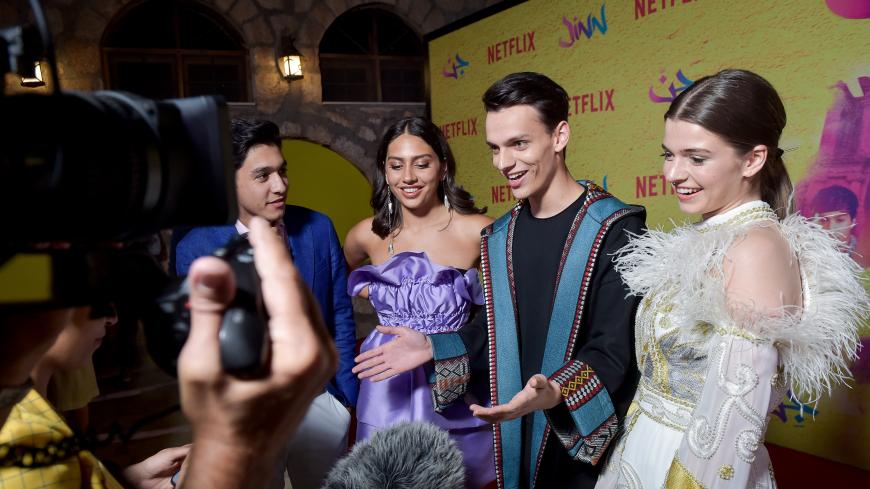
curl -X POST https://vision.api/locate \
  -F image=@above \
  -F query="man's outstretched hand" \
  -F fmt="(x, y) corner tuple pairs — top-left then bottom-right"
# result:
(352, 325), (433, 381)
(470, 374), (561, 423)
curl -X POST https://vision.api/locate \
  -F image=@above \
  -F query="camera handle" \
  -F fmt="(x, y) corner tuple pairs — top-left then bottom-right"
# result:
(214, 236), (271, 378)
(147, 236), (270, 378)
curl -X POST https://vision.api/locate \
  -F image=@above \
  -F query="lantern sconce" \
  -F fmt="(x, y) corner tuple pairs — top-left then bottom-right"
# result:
(20, 60), (46, 88)
(278, 36), (303, 81)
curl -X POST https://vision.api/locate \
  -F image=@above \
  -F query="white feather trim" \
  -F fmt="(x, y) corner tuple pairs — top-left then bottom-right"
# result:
(614, 207), (868, 405)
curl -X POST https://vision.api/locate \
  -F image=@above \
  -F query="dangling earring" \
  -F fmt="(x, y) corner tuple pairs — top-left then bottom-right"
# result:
(386, 192), (395, 256)
(442, 176), (451, 211)
(385, 174), (394, 224)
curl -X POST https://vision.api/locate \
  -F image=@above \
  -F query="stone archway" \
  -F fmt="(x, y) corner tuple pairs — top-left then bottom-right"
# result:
(280, 137), (373, 243)
(18, 0), (495, 181)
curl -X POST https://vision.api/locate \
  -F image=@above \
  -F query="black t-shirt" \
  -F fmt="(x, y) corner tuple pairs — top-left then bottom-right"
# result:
(514, 191), (586, 386)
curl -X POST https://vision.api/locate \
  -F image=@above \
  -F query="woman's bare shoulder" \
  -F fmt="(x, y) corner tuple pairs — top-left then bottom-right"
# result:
(725, 223), (800, 310)
(345, 217), (382, 266)
(727, 224), (792, 270)
(347, 217), (378, 243)
(454, 212), (494, 238)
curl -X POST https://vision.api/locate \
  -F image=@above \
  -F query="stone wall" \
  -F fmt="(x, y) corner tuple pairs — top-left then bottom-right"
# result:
(1, 0), (499, 179)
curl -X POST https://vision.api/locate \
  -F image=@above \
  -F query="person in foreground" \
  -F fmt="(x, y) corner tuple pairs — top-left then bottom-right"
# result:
(595, 69), (870, 489)
(0, 218), (337, 489)
(354, 73), (646, 489)
(0, 303), (190, 488)
(344, 117), (494, 488)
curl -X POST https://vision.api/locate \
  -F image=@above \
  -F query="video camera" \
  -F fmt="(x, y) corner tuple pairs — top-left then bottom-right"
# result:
(0, 0), (268, 378)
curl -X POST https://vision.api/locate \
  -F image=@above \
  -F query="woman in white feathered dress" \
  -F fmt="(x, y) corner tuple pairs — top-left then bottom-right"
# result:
(596, 69), (869, 489)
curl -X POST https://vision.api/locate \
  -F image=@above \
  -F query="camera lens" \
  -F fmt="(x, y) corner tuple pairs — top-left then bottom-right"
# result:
(0, 91), (236, 245)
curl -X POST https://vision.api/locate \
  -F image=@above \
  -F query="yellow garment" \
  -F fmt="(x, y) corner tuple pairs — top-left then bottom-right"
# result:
(48, 364), (99, 412)
(665, 457), (705, 489)
(0, 389), (122, 489)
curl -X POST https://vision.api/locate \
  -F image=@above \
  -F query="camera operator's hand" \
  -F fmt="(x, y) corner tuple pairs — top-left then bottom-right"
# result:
(176, 217), (337, 489)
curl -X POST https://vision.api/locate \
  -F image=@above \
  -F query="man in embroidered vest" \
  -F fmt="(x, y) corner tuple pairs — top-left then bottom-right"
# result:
(174, 118), (358, 489)
(354, 72), (645, 489)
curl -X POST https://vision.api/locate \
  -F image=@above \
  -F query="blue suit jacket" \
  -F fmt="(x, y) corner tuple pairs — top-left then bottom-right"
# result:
(174, 205), (359, 407)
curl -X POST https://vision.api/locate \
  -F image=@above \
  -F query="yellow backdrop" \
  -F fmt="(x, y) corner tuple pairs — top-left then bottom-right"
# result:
(429, 0), (870, 470)
(281, 139), (372, 244)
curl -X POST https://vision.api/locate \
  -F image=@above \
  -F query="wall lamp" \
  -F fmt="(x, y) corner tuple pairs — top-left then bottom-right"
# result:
(20, 60), (45, 88)
(278, 36), (303, 80)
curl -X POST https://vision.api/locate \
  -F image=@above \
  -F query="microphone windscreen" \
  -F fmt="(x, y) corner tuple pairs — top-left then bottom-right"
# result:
(322, 421), (465, 489)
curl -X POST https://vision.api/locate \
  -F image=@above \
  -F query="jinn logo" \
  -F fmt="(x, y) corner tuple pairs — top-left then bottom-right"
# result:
(442, 54), (469, 79)
(559, 3), (608, 48)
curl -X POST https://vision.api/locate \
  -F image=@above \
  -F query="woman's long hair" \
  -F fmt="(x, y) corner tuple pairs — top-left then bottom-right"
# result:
(370, 117), (486, 238)
(665, 69), (793, 220)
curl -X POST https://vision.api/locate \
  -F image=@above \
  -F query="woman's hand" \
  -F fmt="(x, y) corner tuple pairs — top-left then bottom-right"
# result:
(352, 326), (433, 381)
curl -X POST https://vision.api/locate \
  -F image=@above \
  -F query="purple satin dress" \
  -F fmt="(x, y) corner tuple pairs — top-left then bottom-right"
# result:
(349, 251), (495, 488)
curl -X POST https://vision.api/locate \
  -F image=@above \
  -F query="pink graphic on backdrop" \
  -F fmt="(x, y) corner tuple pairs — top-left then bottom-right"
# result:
(825, 0), (870, 19)
(649, 69), (695, 103)
(441, 54), (469, 79)
(795, 76), (870, 385)
(796, 77), (870, 266)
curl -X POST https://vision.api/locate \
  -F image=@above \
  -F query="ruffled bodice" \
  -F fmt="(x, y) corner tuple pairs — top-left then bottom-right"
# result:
(348, 251), (484, 334)
(348, 251), (495, 488)
(616, 201), (866, 406)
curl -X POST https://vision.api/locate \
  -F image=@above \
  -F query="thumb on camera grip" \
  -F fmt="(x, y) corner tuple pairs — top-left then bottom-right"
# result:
(180, 256), (236, 377)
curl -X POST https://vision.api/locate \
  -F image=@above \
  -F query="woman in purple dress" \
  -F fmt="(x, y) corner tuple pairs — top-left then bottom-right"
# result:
(344, 117), (495, 488)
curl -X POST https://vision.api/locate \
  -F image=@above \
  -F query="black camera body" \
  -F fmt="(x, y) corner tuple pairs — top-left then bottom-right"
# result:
(147, 236), (270, 378)
(0, 91), (237, 245)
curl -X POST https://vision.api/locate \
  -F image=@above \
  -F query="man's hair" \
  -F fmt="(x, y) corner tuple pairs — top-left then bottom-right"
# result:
(811, 185), (859, 218)
(231, 118), (282, 169)
(482, 72), (570, 133)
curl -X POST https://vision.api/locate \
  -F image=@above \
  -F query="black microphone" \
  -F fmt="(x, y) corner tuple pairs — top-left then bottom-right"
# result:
(322, 422), (465, 489)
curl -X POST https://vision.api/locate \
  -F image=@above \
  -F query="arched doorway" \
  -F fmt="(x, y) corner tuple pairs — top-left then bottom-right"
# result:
(281, 139), (372, 244)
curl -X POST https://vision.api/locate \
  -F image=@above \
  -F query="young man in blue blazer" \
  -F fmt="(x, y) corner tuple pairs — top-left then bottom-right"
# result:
(175, 118), (358, 489)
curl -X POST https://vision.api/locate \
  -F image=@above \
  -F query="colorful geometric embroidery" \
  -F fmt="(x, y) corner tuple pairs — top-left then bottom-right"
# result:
(565, 206), (635, 360)
(430, 332), (471, 413)
(546, 360), (619, 465)
(575, 414), (618, 465)
(432, 354), (470, 412)
(482, 207), (521, 489)
(551, 361), (605, 411)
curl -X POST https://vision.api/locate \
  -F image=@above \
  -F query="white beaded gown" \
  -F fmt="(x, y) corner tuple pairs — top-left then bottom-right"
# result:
(596, 201), (868, 489)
